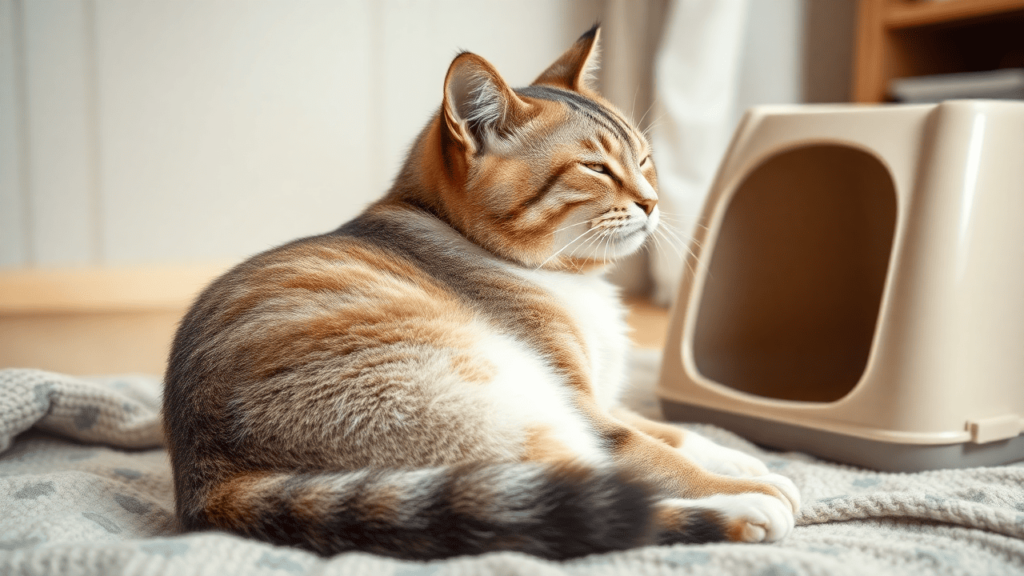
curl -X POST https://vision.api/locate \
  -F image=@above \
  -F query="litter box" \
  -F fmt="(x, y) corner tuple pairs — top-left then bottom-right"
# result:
(657, 100), (1024, 472)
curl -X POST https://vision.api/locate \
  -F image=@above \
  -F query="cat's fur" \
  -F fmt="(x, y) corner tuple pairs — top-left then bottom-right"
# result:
(164, 26), (800, 560)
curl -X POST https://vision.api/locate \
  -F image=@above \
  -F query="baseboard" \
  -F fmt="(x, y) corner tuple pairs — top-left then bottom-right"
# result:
(0, 264), (231, 375)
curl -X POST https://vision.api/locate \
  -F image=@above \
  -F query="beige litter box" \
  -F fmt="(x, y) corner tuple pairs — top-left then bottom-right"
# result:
(657, 100), (1024, 472)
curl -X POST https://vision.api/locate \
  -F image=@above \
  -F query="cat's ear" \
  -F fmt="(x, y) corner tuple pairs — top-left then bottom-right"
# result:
(532, 25), (601, 92)
(443, 52), (530, 154)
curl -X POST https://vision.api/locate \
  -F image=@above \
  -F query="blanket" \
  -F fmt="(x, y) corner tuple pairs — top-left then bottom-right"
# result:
(2, 350), (1023, 575)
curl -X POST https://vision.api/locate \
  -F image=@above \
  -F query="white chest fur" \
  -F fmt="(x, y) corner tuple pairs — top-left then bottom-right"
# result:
(472, 265), (631, 466)
(512, 267), (631, 411)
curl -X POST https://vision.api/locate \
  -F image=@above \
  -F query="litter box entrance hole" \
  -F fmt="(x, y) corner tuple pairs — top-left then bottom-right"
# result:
(692, 144), (897, 403)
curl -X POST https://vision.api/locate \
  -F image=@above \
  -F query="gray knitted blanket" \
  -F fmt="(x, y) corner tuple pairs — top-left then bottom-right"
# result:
(2, 350), (1023, 575)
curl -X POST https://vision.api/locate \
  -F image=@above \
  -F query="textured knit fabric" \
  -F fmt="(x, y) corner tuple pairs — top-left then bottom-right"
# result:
(2, 350), (1023, 575)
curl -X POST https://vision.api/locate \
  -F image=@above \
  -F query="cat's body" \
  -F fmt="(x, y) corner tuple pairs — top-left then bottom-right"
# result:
(164, 27), (800, 560)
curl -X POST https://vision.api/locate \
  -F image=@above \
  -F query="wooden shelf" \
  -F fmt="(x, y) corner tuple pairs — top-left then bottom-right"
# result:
(854, 0), (1024, 102)
(886, 0), (1024, 29)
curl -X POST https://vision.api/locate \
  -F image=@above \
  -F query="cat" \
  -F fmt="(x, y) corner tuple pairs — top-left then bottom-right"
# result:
(163, 25), (800, 561)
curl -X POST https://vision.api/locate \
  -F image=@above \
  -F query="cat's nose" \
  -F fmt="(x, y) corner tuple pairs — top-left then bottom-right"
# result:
(635, 198), (657, 216)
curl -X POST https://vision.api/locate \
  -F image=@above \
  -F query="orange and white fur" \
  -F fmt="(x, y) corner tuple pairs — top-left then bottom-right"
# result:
(163, 26), (800, 560)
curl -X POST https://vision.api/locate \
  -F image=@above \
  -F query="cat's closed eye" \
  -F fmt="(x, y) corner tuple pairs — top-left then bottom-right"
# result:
(583, 163), (609, 175)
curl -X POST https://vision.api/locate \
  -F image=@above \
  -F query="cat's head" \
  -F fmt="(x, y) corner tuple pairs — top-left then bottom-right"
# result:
(403, 26), (660, 272)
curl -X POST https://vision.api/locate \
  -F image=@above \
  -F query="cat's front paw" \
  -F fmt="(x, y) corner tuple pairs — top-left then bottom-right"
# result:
(658, 491), (796, 544)
(706, 493), (795, 543)
(756, 472), (801, 513)
(677, 432), (770, 477)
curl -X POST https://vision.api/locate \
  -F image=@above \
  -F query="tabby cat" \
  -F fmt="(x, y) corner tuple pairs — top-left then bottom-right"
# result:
(164, 26), (800, 560)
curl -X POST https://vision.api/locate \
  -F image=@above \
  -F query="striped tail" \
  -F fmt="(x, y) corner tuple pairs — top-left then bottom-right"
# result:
(191, 462), (714, 560)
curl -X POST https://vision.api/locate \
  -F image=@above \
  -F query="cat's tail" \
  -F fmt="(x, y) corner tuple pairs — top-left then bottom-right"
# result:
(191, 462), (722, 560)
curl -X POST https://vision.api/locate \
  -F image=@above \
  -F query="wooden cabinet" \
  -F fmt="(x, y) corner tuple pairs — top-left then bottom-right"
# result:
(853, 0), (1024, 102)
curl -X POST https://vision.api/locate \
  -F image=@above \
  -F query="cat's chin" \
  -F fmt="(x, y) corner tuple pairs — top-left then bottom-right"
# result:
(601, 228), (651, 261)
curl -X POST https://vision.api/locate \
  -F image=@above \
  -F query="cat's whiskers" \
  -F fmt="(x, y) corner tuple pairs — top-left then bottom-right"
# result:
(641, 121), (661, 140)
(652, 212), (683, 223)
(658, 223), (688, 249)
(602, 228), (612, 263)
(652, 227), (701, 279)
(567, 227), (612, 271)
(637, 98), (658, 131)
(535, 226), (600, 270)
(654, 227), (682, 259)
(651, 224), (710, 280)
(651, 212), (708, 251)
(573, 227), (609, 259)
(647, 230), (668, 268)
(655, 210), (707, 230)
(564, 233), (592, 272)
(630, 85), (640, 123)
(653, 217), (695, 232)
(588, 220), (626, 263)
(547, 219), (591, 236)
(654, 217), (710, 272)
(640, 111), (667, 139)
(591, 228), (615, 268)
(656, 223), (701, 247)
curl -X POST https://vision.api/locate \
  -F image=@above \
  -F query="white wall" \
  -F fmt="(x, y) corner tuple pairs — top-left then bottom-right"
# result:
(0, 0), (26, 267)
(1, 0), (602, 268)
(1, 0), (854, 279)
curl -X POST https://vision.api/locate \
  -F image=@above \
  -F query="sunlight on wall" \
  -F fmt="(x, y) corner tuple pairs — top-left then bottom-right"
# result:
(0, 0), (602, 268)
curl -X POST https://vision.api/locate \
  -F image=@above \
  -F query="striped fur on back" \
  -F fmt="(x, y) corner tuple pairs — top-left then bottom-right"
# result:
(163, 26), (800, 561)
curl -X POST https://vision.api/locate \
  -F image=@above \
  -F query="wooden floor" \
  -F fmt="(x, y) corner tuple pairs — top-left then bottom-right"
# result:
(624, 297), (671, 350)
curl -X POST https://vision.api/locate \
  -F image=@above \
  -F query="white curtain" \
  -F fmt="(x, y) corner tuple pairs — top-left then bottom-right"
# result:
(648, 0), (749, 306)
